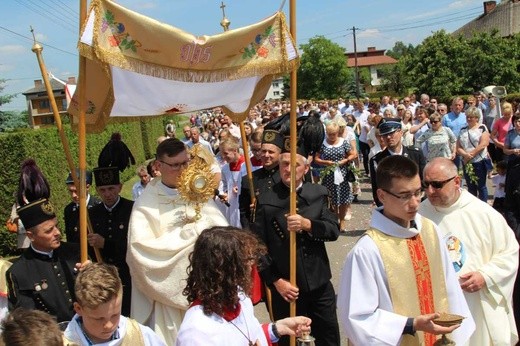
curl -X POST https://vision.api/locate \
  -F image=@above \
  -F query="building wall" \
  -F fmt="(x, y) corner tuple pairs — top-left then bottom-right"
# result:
(26, 93), (67, 127)
(265, 77), (284, 100)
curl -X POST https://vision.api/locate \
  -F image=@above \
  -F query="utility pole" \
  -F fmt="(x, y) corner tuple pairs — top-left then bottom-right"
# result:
(349, 26), (361, 99)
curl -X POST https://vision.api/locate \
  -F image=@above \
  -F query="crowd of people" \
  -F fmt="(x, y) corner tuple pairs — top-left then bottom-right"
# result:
(1, 91), (520, 346)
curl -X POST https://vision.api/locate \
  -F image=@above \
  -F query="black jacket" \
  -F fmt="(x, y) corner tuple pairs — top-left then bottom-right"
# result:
(64, 195), (101, 243)
(239, 166), (280, 229)
(369, 146), (427, 206)
(6, 242), (80, 322)
(88, 197), (133, 316)
(251, 181), (339, 292)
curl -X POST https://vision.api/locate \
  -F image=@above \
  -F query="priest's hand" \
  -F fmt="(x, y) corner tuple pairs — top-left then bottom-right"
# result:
(413, 313), (460, 335)
(459, 271), (486, 293)
(87, 233), (105, 249)
(273, 278), (299, 302)
(275, 316), (312, 337)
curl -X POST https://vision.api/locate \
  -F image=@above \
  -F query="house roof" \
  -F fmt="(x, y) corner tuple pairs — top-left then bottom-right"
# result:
(452, 0), (520, 39)
(346, 55), (397, 68)
(22, 79), (66, 95)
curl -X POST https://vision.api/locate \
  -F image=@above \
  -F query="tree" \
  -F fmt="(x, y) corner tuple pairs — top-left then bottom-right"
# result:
(381, 30), (520, 98)
(0, 79), (16, 108)
(297, 36), (352, 99)
(385, 41), (416, 60)
(0, 79), (20, 132)
(0, 111), (29, 132)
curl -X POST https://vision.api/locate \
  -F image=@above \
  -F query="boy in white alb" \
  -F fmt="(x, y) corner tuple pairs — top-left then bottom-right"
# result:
(64, 263), (165, 346)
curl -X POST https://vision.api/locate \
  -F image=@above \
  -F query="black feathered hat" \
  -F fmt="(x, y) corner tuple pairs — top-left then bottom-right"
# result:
(17, 159), (50, 207)
(17, 198), (56, 229)
(94, 133), (135, 186)
(281, 136), (307, 157)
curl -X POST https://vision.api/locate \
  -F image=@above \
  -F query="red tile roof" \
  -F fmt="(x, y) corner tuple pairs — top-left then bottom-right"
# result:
(346, 55), (397, 67)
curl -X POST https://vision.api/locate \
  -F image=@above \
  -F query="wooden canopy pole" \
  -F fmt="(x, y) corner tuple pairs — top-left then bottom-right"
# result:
(78, 0), (89, 263)
(289, 0), (297, 345)
(30, 28), (101, 263)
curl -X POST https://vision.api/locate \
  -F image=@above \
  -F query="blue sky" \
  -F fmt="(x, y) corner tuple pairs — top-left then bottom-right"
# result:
(1, 0), (485, 111)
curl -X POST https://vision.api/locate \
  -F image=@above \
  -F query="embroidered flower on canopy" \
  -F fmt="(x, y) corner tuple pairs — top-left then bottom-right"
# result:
(241, 25), (277, 59)
(101, 10), (141, 52)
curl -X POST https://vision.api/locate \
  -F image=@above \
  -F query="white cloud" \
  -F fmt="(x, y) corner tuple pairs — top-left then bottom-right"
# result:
(0, 45), (25, 55)
(358, 29), (382, 39)
(449, 0), (479, 9)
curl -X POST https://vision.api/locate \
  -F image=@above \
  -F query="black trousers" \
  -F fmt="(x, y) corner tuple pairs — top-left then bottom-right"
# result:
(270, 281), (340, 346)
(359, 141), (370, 175)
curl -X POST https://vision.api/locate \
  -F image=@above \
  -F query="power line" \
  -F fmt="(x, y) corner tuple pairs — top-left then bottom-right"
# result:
(0, 25), (78, 57)
(376, 13), (481, 33)
(13, 0), (77, 33)
(300, 5), (483, 43)
(45, 0), (79, 18)
(375, 5), (481, 30)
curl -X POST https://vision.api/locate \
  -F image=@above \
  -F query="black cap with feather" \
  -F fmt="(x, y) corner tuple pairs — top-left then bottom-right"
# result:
(94, 133), (135, 186)
(16, 159), (51, 207)
(265, 112), (324, 158)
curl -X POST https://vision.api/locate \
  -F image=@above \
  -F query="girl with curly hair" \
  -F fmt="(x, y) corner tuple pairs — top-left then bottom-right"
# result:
(177, 226), (311, 345)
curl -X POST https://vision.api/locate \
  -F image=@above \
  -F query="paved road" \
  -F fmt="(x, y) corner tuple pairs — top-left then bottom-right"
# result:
(254, 176), (374, 345)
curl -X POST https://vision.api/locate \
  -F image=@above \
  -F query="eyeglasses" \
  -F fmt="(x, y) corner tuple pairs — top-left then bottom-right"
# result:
(382, 188), (424, 203)
(159, 159), (190, 170)
(422, 176), (456, 189)
(430, 120), (440, 124)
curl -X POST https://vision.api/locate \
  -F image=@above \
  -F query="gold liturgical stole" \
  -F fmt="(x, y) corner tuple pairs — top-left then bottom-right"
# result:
(64, 318), (144, 345)
(366, 218), (449, 346)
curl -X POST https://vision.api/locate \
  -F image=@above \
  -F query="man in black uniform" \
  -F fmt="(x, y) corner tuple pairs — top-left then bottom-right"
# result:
(88, 166), (133, 316)
(239, 129), (284, 228)
(251, 138), (340, 346)
(369, 118), (426, 206)
(64, 169), (101, 243)
(6, 198), (80, 322)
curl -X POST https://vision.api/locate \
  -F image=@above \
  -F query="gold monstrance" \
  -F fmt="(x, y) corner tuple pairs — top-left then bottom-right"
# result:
(177, 145), (217, 221)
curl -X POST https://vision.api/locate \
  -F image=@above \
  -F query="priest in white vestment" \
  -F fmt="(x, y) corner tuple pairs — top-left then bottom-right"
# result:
(338, 155), (475, 345)
(420, 157), (519, 346)
(127, 139), (229, 346)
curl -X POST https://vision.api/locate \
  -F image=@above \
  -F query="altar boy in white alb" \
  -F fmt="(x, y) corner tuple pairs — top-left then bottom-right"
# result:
(420, 157), (519, 346)
(338, 155), (474, 346)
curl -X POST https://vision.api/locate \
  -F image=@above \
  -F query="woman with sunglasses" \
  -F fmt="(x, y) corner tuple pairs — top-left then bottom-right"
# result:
(456, 106), (490, 202)
(416, 112), (457, 162)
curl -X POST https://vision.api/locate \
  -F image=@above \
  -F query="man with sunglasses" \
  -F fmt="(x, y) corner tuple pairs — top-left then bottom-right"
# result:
(127, 138), (228, 345)
(369, 118), (426, 206)
(338, 155), (474, 345)
(420, 157), (519, 345)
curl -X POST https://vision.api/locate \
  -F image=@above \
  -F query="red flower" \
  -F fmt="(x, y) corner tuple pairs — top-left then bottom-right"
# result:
(257, 46), (269, 58)
(108, 36), (119, 47)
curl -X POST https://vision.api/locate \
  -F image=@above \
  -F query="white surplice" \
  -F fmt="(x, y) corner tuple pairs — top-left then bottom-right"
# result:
(337, 209), (475, 346)
(420, 189), (519, 346)
(127, 178), (229, 346)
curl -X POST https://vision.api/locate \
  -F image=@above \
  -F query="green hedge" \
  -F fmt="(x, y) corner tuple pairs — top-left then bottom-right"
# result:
(0, 117), (165, 257)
